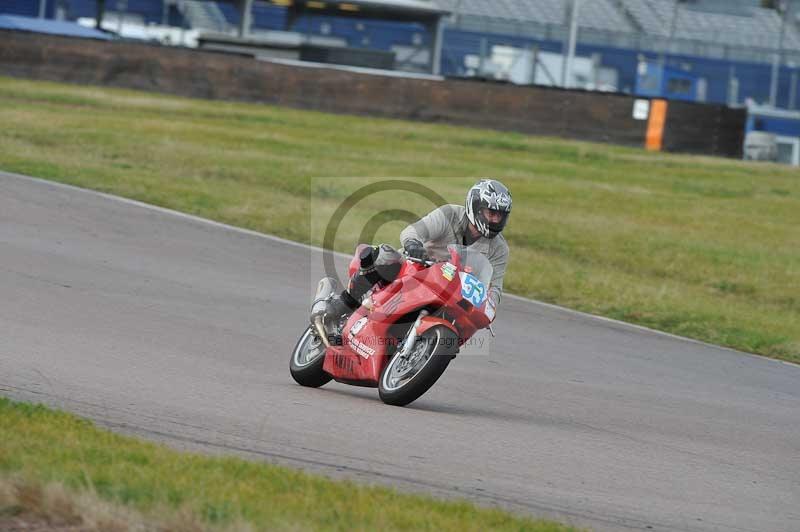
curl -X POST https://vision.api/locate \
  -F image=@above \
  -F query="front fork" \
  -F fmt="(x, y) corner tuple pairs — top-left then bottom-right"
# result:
(396, 311), (462, 358)
(396, 310), (429, 360)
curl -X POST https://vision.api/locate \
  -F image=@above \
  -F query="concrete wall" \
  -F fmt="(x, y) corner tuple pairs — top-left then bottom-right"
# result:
(0, 30), (745, 157)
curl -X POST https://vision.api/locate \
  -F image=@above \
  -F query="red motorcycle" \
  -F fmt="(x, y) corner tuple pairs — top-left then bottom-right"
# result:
(290, 244), (495, 406)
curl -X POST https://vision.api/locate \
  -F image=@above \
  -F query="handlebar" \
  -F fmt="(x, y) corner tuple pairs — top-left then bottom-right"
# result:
(402, 251), (436, 267)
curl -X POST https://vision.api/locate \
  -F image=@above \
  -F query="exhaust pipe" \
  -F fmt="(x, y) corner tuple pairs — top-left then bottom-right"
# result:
(313, 315), (331, 348)
(311, 277), (340, 316)
(310, 277), (339, 349)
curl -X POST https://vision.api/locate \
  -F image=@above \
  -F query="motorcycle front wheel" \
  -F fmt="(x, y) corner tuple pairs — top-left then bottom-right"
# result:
(379, 325), (458, 407)
(290, 326), (332, 388)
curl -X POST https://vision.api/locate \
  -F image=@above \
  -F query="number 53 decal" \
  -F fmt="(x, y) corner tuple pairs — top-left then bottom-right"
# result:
(459, 272), (487, 307)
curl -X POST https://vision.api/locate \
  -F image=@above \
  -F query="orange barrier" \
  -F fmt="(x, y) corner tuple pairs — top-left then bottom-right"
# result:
(646, 99), (668, 151)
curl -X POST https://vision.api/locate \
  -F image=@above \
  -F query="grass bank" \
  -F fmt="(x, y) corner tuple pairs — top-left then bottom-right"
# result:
(0, 76), (798, 362)
(0, 398), (577, 531)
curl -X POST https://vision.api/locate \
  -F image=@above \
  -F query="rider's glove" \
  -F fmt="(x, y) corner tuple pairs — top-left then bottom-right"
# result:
(404, 239), (427, 261)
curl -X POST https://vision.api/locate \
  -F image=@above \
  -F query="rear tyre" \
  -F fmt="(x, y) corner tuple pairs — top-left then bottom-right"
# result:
(379, 326), (458, 407)
(290, 327), (332, 388)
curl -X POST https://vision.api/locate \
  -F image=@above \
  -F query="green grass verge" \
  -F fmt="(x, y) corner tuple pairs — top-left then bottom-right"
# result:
(0, 398), (578, 531)
(0, 76), (798, 363)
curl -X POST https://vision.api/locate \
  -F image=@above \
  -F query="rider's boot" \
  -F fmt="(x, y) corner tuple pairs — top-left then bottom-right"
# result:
(327, 247), (379, 322)
(327, 291), (360, 322)
(326, 244), (404, 323)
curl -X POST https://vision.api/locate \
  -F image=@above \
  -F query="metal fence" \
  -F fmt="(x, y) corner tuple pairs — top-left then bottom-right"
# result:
(449, 13), (800, 66)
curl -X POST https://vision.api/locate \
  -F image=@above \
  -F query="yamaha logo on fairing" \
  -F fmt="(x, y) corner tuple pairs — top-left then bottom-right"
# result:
(333, 353), (355, 373)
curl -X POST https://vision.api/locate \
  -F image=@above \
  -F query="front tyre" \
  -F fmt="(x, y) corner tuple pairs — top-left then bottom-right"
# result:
(290, 327), (332, 388)
(379, 326), (458, 407)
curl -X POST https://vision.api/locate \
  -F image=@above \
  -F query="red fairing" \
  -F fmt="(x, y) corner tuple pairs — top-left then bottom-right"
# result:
(322, 307), (393, 385)
(324, 246), (493, 386)
(416, 316), (457, 337)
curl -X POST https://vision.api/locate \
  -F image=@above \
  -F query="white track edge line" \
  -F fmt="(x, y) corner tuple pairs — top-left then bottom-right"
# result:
(507, 292), (800, 368)
(1, 170), (351, 259)
(3, 170), (798, 370)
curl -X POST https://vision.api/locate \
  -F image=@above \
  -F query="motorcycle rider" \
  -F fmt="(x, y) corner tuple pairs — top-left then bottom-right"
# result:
(324, 179), (512, 321)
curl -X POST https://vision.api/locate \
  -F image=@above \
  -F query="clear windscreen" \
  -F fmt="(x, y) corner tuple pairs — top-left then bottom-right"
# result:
(447, 244), (493, 288)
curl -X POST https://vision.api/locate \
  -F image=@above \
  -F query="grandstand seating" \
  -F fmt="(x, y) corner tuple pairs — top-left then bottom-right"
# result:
(447, 0), (564, 26)
(429, 0), (800, 55)
(618, 0), (668, 36)
(3, 1), (797, 55)
(0, 0), (796, 111)
(2, 0), (798, 107)
(578, 0), (633, 33)
(617, 0), (800, 50)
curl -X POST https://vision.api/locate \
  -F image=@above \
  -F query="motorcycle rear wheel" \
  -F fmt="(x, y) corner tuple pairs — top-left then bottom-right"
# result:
(379, 325), (458, 407)
(290, 326), (332, 388)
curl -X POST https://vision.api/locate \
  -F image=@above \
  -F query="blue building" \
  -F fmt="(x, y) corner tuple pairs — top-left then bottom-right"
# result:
(746, 103), (800, 164)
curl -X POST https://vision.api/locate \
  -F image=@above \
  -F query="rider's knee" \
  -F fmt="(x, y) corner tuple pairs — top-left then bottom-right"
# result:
(353, 243), (402, 286)
(373, 244), (403, 284)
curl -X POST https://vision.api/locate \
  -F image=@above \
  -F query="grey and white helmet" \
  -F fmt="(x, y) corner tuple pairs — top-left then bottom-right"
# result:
(465, 179), (512, 239)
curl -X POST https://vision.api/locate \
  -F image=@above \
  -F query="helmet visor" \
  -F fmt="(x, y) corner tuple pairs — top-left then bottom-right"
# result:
(479, 207), (509, 233)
